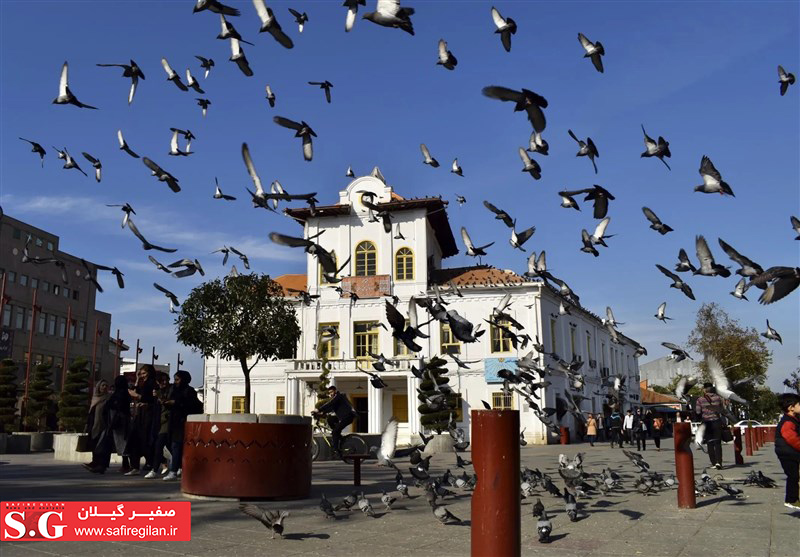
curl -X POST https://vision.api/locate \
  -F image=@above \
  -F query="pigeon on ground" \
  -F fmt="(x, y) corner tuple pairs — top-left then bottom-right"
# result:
(238, 505), (288, 539)
(253, 0), (294, 48)
(656, 264), (696, 300)
(640, 125), (671, 169)
(695, 156), (734, 196)
(482, 85), (548, 132)
(778, 65), (795, 96)
(53, 62), (97, 109)
(273, 116), (316, 161)
(96, 60), (145, 105)
(161, 58), (188, 91)
(568, 129), (599, 174)
(117, 130), (140, 158)
(288, 7), (308, 32)
(19, 138), (46, 166)
(309, 80), (333, 103)
(578, 32), (604, 72)
(437, 39), (457, 70)
(642, 207), (673, 235)
(537, 510), (552, 542)
(490, 6), (516, 52)
(381, 491), (396, 510)
(761, 319), (782, 344)
(319, 494), (336, 519)
(654, 302), (672, 322)
(195, 55), (214, 78)
(564, 491), (578, 522)
(431, 502), (460, 525)
(335, 492), (358, 512)
(357, 492), (375, 517)
(362, 0), (415, 35)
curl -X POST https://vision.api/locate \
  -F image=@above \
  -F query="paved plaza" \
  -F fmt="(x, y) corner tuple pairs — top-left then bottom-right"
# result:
(1, 440), (798, 557)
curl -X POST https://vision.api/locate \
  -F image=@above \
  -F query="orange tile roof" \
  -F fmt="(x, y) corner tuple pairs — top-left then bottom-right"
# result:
(273, 274), (307, 297)
(640, 387), (681, 405)
(430, 265), (527, 288)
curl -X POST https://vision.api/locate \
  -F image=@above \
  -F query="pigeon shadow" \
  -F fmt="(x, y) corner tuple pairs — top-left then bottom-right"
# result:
(618, 509), (644, 520)
(591, 499), (620, 508)
(283, 532), (330, 541)
(695, 496), (728, 508)
(545, 533), (569, 543)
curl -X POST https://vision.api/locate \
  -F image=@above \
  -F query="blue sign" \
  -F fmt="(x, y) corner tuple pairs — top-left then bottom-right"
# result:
(484, 357), (518, 384)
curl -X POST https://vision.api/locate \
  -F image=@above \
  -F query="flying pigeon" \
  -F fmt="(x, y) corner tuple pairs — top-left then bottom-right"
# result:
(510, 226), (536, 251)
(288, 7), (308, 32)
(161, 58), (188, 91)
(343, 0), (366, 32)
(153, 282), (180, 307)
(238, 505), (289, 539)
(656, 264), (695, 300)
(437, 39), (457, 70)
(362, 0), (415, 35)
(19, 138), (46, 166)
(730, 278), (749, 301)
(761, 319), (782, 344)
(654, 302), (672, 322)
(185, 68), (204, 93)
(213, 177), (236, 200)
(642, 207), (673, 235)
(229, 37), (254, 76)
(265, 84), (276, 106)
(674, 248), (697, 273)
(490, 6), (516, 52)
(558, 190), (581, 211)
(519, 148), (541, 179)
(52, 62), (97, 109)
(148, 255), (171, 273)
(790, 216), (800, 240)
(196, 98), (211, 117)
(483, 200), (515, 228)
(640, 125), (671, 169)
(195, 55), (214, 78)
(662, 342), (692, 363)
(450, 158), (463, 176)
(461, 227), (494, 259)
(273, 116), (316, 161)
(53, 147), (87, 176)
(482, 85), (548, 132)
(106, 203), (135, 228)
(117, 130), (139, 158)
(528, 131), (549, 155)
(578, 32), (605, 73)
(96, 59), (145, 105)
(748, 266), (800, 305)
(778, 65), (795, 96)
(568, 129), (599, 174)
(217, 14), (253, 44)
(582, 185), (615, 219)
(143, 157), (180, 192)
(194, 0), (240, 16)
(81, 152), (102, 182)
(308, 80), (333, 103)
(717, 239), (763, 279)
(694, 235), (731, 277)
(126, 219), (177, 253)
(253, 0), (294, 49)
(706, 354), (747, 404)
(372, 417), (399, 467)
(168, 258), (205, 278)
(695, 156), (734, 196)
(420, 143), (439, 167)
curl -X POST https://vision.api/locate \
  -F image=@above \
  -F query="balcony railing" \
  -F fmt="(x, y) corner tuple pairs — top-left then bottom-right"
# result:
(292, 358), (418, 373)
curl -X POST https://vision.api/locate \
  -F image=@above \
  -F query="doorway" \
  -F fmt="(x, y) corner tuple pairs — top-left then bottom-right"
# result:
(351, 394), (368, 433)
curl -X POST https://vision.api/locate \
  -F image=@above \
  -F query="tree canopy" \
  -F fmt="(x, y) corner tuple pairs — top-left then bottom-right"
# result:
(176, 274), (301, 414)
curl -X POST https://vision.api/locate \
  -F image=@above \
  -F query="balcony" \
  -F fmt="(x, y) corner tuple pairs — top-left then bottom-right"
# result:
(292, 358), (419, 373)
(340, 275), (391, 299)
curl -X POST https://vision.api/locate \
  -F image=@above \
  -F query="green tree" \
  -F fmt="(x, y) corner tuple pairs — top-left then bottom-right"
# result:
(651, 385), (673, 395)
(24, 362), (54, 431)
(176, 274), (301, 414)
(783, 365), (800, 395)
(57, 358), (89, 432)
(748, 387), (781, 422)
(417, 356), (460, 433)
(0, 358), (19, 433)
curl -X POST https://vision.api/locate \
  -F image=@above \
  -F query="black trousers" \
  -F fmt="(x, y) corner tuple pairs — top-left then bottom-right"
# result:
(330, 415), (354, 452)
(152, 432), (171, 472)
(610, 428), (623, 448)
(704, 420), (723, 466)
(653, 431), (661, 449)
(636, 431), (647, 451)
(778, 457), (799, 503)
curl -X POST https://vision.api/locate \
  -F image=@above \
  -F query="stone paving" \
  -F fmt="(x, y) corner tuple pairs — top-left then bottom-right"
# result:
(0, 439), (798, 556)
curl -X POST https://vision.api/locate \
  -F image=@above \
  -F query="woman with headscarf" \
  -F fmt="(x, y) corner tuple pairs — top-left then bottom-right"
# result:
(82, 380), (109, 471)
(88, 375), (131, 473)
(124, 364), (157, 476)
(162, 370), (201, 481)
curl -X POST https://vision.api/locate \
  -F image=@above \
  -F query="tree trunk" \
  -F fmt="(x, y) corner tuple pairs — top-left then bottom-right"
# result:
(239, 359), (251, 414)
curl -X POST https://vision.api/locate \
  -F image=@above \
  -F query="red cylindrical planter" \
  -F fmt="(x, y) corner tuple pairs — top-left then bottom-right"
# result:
(181, 414), (312, 499)
(471, 410), (520, 557)
(559, 426), (570, 445)
(733, 427), (744, 465)
(673, 422), (696, 509)
(745, 426), (753, 456)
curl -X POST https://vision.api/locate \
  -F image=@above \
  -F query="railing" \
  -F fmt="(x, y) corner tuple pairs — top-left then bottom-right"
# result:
(292, 358), (419, 373)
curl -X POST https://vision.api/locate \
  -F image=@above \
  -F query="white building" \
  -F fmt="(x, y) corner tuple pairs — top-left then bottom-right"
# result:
(203, 172), (642, 444)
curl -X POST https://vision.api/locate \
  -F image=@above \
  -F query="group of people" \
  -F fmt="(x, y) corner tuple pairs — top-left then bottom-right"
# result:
(584, 408), (666, 451)
(84, 364), (201, 480)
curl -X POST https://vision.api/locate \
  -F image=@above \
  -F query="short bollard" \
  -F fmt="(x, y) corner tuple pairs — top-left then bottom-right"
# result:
(471, 410), (521, 557)
(756, 427), (762, 449)
(733, 427), (744, 465)
(559, 426), (570, 445)
(673, 422), (696, 509)
(745, 426), (754, 456)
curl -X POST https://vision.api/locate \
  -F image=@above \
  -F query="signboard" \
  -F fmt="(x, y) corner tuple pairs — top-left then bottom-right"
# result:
(0, 328), (13, 359)
(483, 357), (518, 384)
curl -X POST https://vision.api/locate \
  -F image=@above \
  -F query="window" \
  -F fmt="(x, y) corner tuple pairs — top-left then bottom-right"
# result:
(69, 321), (76, 340)
(30, 278), (38, 289)
(490, 318), (512, 353)
(52, 284), (60, 296)
(586, 332), (593, 361)
(47, 241), (54, 251)
(34, 354), (43, 365)
(570, 326), (577, 359)
(395, 247), (414, 281)
(392, 394), (409, 423)
(63, 287), (70, 299)
(7, 271), (16, 283)
(58, 317), (66, 337)
(78, 321), (86, 341)
(2, 305), (11, 327)
(37, 313), (46, 334)
(440, 323), (461, 355)
(15, 307), (24, 329)
(20, 275), (28, 287)
(317, 323), (339, 359)
(601, 342), (606, 367)
(275, 396), (285, 415)
(42, 281), (50, 293)
(394, 320), (410, 356)
(34, 237), (43, 247)
(491, 391), (513, 410)
(13, 228), (21, 239)
(550, 318), (558, 354)
(54, 357), (63, 370)
(26, 309), (32, 331)
(354, 321), (379, 358)
(47, 315), (56, 336)
(231, 396), (246, 414)
(45, 355), (54, 366)
(319, 252), (338, 285)
(72, 290), (79, 301)
(354, 241), (377, 276)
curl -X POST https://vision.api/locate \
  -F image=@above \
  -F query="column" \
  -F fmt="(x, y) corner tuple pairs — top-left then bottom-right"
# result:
(367, 380), (383, 433)
(407, 375), (420, 435)
(286, 377), (300, 415)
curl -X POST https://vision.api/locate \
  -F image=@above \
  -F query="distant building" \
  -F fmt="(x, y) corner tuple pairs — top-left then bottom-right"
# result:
(0, 214), (116, 392)
(639, 356), (699, 388)
(203, 171), (645, 444)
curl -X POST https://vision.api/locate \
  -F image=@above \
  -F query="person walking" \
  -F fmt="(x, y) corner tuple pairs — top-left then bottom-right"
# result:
(586, 414), (597, 447)
(695, 383), (725, 469)
(82, 380), (109, 471)
(163, 370), (201, 481)
(774, 393), (800, 510)
(634, 408), (647, 451)
(145, 372), (172, 478)
(312, 385), (357, 458)
(623, 409), (635, 446)
(124, 365), (157, 476)
(652, 415), (664, 451)
(88, 376), (131, 474)
(609, 410), (623, 449)
(596, 413), (605, 442)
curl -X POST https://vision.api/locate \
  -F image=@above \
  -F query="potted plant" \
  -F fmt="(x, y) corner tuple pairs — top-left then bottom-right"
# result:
(0, 358), (19, 453)
(176, 273), (308, 499)
(22, 362), (56, 451)
(417, 356), (461, 454)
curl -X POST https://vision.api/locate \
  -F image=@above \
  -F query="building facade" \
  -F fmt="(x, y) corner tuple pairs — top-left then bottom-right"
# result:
(0, 214), (116, 393)
(202, 173), (643, 444)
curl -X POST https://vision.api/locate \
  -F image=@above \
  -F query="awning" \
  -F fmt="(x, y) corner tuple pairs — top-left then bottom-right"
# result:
(645, 405), (681, 413)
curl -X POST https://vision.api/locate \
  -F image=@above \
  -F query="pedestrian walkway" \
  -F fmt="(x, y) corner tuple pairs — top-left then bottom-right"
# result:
(1, 440), (797, 556)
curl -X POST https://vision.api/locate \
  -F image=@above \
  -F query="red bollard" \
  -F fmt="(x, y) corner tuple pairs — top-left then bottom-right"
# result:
(756, 427), (763, 449)
(673, 422), (696, 509)
(559, 426), (570, 445)
(745, 426), (754, 456)
(471, 410), (521, 557)
(733, 427), (744, 465)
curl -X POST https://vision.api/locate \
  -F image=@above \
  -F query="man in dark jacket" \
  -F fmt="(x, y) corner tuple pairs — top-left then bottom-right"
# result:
(695, 383), (725, 469)
(313, 386), (356, 457)
(608, 410), (623, 449)
(775, 393), (800, 510)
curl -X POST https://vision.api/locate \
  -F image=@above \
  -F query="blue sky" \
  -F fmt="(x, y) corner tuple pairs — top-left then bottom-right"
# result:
(1, 1), (797, 390)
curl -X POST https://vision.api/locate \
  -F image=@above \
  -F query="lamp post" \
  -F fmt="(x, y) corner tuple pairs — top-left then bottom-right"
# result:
(151, 347), (158, 366)
(22, 289), (41, 428)
(89, 320), (101, 395)
(134, 338), (142, 370)
(114, 329), (120, 375)
(60, 306), (72, 391)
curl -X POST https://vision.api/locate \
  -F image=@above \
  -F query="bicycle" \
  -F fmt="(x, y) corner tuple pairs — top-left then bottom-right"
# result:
(310, 416), (368, 464)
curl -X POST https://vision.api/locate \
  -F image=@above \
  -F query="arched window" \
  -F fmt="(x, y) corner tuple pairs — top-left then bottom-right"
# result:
(355, 241), (377, 276)
(395, 247), (414, 281)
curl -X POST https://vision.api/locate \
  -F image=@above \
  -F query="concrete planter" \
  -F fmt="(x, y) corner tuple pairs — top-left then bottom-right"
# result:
(13, 432), (55, 452)
(421, 434), (455, 457)
(181, 414), (312, 500)
(52, 433), (122, 464)
(3, 434), (31, 454)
